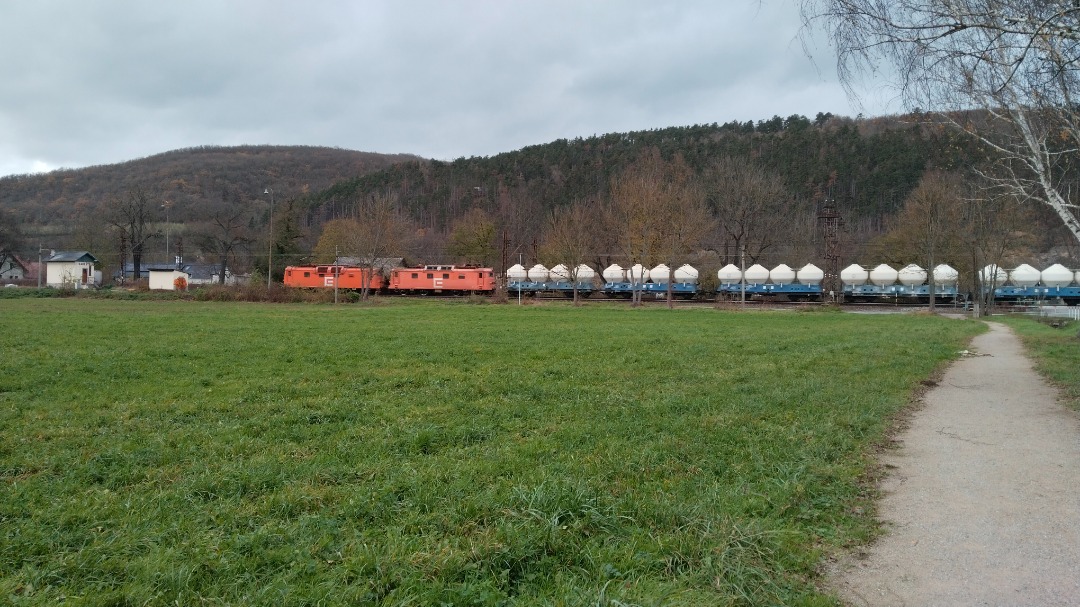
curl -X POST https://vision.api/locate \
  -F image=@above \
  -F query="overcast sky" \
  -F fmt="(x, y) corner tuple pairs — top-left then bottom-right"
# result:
(0, 0), (894, 178)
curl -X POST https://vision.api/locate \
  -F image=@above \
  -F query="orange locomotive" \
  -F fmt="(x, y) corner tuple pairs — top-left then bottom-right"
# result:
(388, 265), (496, 295)
(283, 265), (385, 290)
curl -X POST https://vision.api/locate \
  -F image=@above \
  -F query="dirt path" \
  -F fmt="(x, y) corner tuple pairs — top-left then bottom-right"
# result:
(831, 321), (1080, 606)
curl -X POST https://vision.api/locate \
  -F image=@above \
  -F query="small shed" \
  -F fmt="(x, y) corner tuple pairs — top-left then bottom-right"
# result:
(45, 251), (100, 288)
(147, 266), (191, 290)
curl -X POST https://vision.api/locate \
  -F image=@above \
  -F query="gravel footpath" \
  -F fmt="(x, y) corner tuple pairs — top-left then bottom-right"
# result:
(830, 321), (1080, 606)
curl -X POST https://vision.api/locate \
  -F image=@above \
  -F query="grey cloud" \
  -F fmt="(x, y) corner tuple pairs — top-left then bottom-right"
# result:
(0, 0), (879, 176)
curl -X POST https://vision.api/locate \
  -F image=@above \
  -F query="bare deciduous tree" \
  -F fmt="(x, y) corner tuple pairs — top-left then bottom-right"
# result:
(869, 171), (966, 310)
(607, 151), (668, 307)
(314, 191), (415, 299)
(108, 188), (157, 280)
(539, 201), (596, 306)
(194, 199), (253, 286)
(356, 191), (415, 299)
(656, 185), (715, 308)
(958, 186), (1033, 317)
(607, 149), (712, 307)
(704, 156), (791, 264)
(802, 0), (1080, 245)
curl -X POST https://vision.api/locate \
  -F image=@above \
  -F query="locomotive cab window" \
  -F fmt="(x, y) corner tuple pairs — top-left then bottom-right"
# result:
(412, 273), (418, 279)
(443, 273), (450, 279)
(427, 273), (433, 279)
(458, 275), (465, 279)
(304, 272), (310, 278)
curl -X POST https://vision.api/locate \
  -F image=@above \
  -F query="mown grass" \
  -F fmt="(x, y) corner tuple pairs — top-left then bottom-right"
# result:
(997, 315), (1080, 411)
(0, 300), (981, 606)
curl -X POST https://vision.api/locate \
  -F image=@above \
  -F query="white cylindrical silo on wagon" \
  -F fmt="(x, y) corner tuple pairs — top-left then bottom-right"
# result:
(980, 264), (1007, 287)
(549, 264), (571, 283)
(528, 264), (549, 283)
(649, 264), (671, 284)
(1041, 263), (1073, 287)
(574, 264), (596, 283)
(933, 264), (959, 287)
(717, 264), (742, 284)
(1008, 263), (1040, 287)
(769, 264), (796, 285)
(506, 264), (528, 284)
(743, 264), (769, 284)
(796, 264), (824, 286)
(897, 264), (927, 287)
(628, 264), (649, 284)
(673, 264), (698, 284)
(602, 264), (625, 284)
(841, 264), (868, 286)
(869, 264), (899, 287)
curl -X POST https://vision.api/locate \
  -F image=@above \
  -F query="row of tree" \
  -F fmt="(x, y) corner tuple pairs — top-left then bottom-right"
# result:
(307, 148), (828, 306)
(868, 171), (1035, 314)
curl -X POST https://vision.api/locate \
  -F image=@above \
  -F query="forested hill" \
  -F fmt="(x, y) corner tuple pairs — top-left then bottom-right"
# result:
(302, 114), (972, 238)
(0, 145), (419, 225)
(3, 116), (996, 268)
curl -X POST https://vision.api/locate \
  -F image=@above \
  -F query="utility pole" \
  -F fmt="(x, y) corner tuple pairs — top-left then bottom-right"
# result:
(161, 200), (172, 265)
(264, 188), (274, 289)
(740, 245), (746, 309)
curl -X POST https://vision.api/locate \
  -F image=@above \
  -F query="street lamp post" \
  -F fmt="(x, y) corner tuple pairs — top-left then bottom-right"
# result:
(161, 201), (171, 266)
(264, 188), (274, 289)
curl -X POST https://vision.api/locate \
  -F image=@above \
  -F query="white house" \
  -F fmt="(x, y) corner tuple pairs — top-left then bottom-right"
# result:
(0, 253), (28, 281)
(147, 266), (191, 291)
(45, 251), (100, 288)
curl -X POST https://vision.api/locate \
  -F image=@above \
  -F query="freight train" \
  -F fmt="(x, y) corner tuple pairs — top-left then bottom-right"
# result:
(284, 261), (1080, 305)
(508, 261), (1080, 305)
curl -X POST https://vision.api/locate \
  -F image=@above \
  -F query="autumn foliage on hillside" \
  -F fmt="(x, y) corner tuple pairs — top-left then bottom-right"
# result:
(0, 145), (418, 226)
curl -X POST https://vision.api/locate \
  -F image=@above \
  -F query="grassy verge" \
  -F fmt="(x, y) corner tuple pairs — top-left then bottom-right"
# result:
(996, 315), (1080, 411)
(0, 300), (981, 606)
(0, 284), (345, 304)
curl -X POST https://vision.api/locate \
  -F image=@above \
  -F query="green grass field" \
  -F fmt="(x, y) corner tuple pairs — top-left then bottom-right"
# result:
(0, 299), (982, 606)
